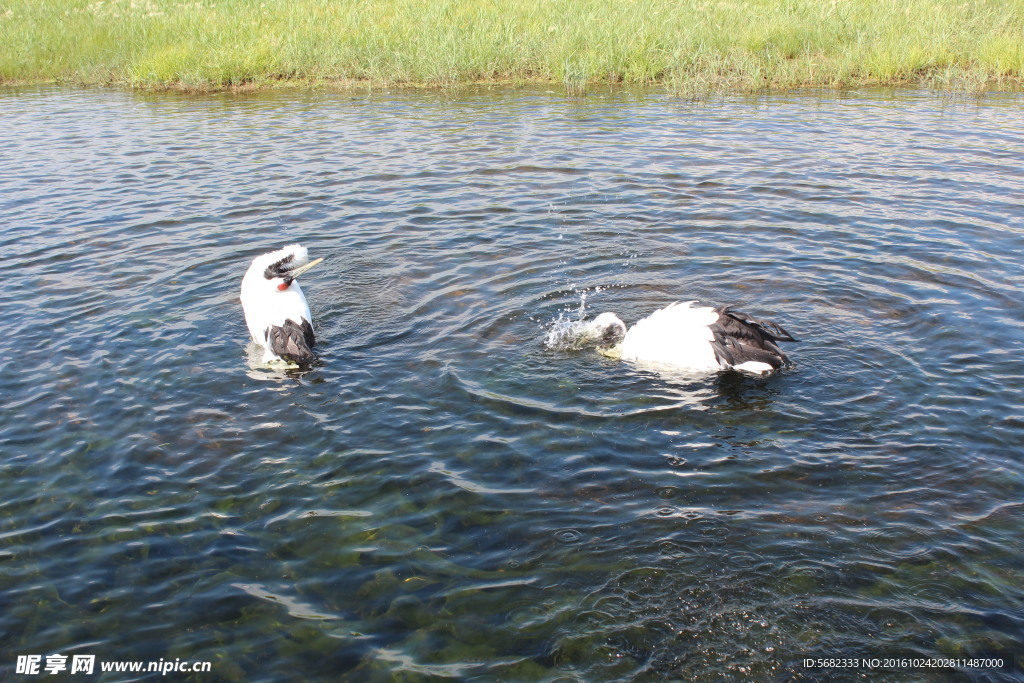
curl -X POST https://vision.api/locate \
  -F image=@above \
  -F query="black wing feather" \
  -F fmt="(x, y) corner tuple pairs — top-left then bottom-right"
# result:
(720, 307), (797, 342)
(708, 305), (797, 369)
(267, 318), (316, 365)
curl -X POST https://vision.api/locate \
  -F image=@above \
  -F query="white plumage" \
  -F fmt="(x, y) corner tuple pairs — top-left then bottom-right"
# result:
(588, 301), (796, 374)
(240, 244), (323, 365)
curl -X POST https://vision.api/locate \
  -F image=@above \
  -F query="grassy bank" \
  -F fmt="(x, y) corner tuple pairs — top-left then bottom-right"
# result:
(2, 0), (1024, 94)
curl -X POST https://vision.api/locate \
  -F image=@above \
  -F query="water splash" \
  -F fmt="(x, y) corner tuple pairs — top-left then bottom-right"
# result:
(244, 341), (313, 379)
(543, 286), (605, 351)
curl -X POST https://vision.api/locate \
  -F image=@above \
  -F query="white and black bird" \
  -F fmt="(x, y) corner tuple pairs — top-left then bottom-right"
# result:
(587, 301), (797, 374)
(241, 244), (324, 365)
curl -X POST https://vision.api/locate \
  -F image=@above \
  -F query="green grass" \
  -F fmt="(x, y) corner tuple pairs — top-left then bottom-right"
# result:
(2, 0), (1024, 94)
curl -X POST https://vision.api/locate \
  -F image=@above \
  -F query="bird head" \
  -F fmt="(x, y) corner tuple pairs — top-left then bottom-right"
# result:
(264, 254), (323, 292)
(244, 244), (323, 295)
(588, 312), (627, 348)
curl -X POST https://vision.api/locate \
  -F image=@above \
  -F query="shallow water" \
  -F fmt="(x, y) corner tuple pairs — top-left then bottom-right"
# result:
(1, 86), (1022, 681)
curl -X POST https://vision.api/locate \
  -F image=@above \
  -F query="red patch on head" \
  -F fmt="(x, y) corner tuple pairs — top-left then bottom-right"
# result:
(277, 282), (290, 291)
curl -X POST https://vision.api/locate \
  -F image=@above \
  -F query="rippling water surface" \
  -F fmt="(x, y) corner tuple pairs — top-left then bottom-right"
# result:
(1, 87), (1023, 681)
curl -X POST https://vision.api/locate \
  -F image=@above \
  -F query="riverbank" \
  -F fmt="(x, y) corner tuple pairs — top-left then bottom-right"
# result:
(2, 0), (1023, 95)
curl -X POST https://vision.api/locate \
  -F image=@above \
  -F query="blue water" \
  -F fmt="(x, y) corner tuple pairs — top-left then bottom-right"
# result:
(1, 86), (1022, 681)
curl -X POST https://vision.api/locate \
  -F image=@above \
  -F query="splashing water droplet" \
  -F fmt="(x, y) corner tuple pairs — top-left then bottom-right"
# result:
(542, 286), (606, 350)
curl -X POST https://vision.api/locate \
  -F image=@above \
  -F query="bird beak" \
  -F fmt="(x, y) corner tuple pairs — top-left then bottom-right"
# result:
(288, 257), (324, 279)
